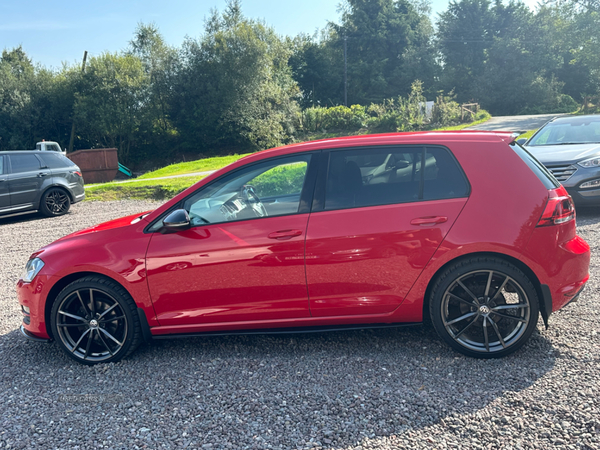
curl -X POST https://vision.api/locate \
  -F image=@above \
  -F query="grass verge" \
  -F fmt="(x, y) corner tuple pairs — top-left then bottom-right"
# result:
(85, 175), (207, 202)
(137, 154), (250, 180)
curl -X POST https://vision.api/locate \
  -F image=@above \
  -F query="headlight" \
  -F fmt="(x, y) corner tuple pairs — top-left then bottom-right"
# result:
(578, 157), (600, 168)
(21, 258), (45, 283)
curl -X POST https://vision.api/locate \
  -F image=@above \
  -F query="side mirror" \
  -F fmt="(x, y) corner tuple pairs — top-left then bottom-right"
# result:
(160, 209), (190, 234)
(516, 138), (528, 146)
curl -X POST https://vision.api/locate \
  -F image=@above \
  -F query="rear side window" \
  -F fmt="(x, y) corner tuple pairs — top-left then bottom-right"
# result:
(39, 153), (73, 169)
(510, 143), (560, 190)
(9, 154), (41, 173)
(324, 146), (469, 210)
(0, 156), (4, 174)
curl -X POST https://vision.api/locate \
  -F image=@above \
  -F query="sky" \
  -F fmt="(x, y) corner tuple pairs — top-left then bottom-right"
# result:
(0, 0), (542, 70)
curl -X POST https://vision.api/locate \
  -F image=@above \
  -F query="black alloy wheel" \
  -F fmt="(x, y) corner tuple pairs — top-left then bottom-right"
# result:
(51, 276), (142, 365)
(430, 257), (539, 358)
(40, 188), (71, 217)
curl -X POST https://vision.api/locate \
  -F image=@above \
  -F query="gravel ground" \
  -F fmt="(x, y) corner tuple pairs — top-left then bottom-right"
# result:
(0, 201), (599, 450)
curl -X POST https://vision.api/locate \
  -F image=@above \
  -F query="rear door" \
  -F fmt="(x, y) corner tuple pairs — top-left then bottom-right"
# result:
(305, 145), (470, 317)
(7, 153), (46, 209)
(0, 156), (9, 211)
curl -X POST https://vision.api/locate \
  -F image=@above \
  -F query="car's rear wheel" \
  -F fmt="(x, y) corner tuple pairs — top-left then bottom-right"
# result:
(40, 187), (71, 217)
(430, 257), (539, 358)
(50, 276), (142, 365)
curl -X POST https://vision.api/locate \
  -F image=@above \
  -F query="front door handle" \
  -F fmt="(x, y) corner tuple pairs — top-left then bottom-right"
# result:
(410, 216), (448, 226)
(37, 172), (49, 178)
(268, 229), (303, 240)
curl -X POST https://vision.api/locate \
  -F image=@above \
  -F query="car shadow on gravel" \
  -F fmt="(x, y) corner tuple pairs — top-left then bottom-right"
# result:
(0, 323), (558, 449)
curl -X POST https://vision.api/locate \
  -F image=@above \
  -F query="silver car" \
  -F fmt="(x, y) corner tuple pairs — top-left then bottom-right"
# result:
(518, 115), (600, 206)
(0, 151), (85, 218)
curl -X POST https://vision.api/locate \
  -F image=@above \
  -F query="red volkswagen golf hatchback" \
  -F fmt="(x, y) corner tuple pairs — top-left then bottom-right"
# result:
(17, 132), (590, 364)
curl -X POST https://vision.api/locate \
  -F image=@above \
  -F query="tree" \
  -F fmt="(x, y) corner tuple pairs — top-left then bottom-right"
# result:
(436, 0), (495, 103)
(72, 53), (148, 163)
(332, 0), (438, 104)
(171, 0), (300, 155)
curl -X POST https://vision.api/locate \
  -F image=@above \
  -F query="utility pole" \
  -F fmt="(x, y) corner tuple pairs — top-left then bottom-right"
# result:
(343, 35), (348, 107)
(68, 51), (88, 154)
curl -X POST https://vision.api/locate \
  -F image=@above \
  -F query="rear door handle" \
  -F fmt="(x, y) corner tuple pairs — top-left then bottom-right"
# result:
(268, 229), (303, 240)
(37, 172), (49, 178)
(410, 216), (448, 226)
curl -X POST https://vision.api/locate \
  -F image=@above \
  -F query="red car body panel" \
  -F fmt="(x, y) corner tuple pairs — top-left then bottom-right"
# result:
(17, 131), (591, 341)
(305, 198), (467, 317)
(146, 214), (311, 325)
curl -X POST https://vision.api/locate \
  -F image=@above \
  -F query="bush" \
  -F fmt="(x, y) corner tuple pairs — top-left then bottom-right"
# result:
(297, 81), (481, 135)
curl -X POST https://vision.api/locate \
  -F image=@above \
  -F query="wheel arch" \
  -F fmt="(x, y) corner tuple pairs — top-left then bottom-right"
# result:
(422, 251), (546, 325)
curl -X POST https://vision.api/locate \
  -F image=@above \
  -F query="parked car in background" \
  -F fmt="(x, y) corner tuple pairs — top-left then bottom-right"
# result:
(17, 131), (589, 364)
(0, 151), (85, 218)
(518, 115), (600, 206)
(35, 141), (66, 156)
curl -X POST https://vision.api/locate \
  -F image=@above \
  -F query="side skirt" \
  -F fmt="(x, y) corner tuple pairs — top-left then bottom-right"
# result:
(151, 322), (421, 340)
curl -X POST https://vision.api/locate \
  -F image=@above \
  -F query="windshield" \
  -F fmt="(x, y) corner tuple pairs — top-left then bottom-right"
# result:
(528, 117), (600, 146)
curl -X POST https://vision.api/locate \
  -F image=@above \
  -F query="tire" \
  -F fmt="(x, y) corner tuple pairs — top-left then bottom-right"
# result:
(429, 257), (539, 358)
(50, 276), (143, 365)
(40, 187), (71, 217)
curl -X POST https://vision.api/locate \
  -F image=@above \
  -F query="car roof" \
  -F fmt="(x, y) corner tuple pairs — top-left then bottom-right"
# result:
(232, 130), (516, 165)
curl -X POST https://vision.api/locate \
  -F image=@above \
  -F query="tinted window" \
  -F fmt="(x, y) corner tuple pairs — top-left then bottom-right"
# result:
(9, 154), (41, 173)
(324, 146), (468, 210)
(0, 156), (3, 175)
(39, 152), (73, 169)
(181, 154), (311, 227)
(422, 147), (470, 201)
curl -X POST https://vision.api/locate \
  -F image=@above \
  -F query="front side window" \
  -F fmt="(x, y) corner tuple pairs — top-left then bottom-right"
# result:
(324, 146), (468, 210)
(182, 154), (311, 227)
(9, 154), (41, 173)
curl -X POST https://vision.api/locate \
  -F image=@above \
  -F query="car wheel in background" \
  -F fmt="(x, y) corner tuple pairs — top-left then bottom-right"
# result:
(40, 187), (71, 217)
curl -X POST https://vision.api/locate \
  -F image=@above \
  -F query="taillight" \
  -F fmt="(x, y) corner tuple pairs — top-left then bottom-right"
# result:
(73, 171), (82, 177)
(536, 185), (575, 227)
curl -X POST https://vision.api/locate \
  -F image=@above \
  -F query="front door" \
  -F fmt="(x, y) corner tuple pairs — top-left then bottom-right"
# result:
(305, 146), (470, 317)
(146, 153), (317, 326)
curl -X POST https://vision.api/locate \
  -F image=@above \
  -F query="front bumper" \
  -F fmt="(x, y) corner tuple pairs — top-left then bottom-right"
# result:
(17, 276), (52, 340)
(565, 186), (600, 206)
(20, 325), (52, 343)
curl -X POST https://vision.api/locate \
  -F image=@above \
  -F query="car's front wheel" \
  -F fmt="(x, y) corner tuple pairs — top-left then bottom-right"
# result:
(50, 276), (142, 365)
(429, 257), (540, 358)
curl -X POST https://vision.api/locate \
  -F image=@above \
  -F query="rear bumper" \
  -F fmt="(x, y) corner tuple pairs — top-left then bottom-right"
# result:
(523, 232), (590, 315)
